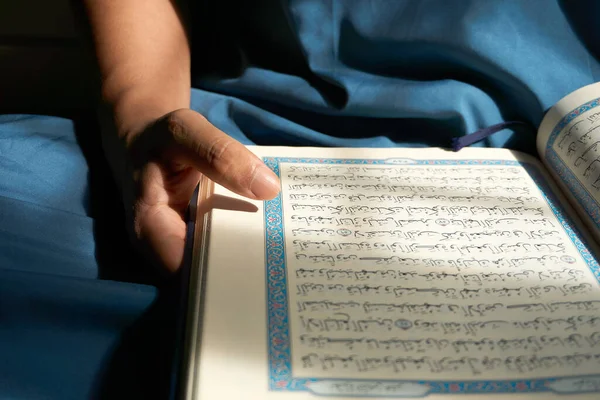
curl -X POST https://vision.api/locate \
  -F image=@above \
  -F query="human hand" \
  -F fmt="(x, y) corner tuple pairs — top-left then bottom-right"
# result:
(119, 108), (280, 272)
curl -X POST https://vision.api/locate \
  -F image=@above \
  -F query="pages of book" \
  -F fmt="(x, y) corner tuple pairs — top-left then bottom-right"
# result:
(187, 146), (600, 400)
(537, 81), (600, 243)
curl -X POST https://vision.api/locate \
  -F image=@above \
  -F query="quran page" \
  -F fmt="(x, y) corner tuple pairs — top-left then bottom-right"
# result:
(538, 81), (600, 243)
(190, 146), (600, 400)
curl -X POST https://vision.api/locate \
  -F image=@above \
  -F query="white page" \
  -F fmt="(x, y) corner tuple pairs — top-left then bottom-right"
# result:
(193, 146), (600, 400)
(537, 81), (600, 242)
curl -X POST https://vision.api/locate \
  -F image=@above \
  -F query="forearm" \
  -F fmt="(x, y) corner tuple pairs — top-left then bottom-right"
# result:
(82, 0), (191, 138)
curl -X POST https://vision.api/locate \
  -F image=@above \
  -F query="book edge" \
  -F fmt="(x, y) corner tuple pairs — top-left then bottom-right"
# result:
(180, 175), (214, 400)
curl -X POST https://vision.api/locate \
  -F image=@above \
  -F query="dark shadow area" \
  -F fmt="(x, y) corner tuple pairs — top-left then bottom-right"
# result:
(190, 0), (348, 108)
(559, 0), (600, 64)
(92, 275), (182, 400)
(0, 41), (96, 117)
(72, 117), (162, 286)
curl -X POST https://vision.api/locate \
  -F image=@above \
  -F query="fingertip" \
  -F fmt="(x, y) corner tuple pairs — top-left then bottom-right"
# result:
(250, 164), (281, 200)
(165, 109), (281, 201)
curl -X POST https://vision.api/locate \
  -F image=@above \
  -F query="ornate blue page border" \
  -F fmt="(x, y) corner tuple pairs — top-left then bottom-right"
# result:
(263, 157), (600, 397)
(544, 98), (600, 229)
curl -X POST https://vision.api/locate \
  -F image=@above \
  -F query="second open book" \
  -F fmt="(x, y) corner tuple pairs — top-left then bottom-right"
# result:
(181, 82), (600, 399)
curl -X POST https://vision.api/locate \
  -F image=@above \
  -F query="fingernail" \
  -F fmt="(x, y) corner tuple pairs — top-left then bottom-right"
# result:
(250, 165), (281, 199)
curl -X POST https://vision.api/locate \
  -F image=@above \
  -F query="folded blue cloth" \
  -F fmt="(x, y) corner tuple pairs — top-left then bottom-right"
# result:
(190, 0), (600, 153)
(0, 115), (167, 400)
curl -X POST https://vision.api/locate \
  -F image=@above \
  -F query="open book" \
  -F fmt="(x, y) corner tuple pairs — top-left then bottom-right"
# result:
(180, 82), (600, 399)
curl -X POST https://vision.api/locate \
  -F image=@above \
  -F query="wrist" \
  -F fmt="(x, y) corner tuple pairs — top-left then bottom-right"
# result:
(97, 86), (186, 196)
(108, 86), (188, 143)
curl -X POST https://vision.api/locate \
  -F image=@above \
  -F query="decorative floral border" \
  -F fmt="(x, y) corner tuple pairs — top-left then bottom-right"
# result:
(263, 157), (600, 397)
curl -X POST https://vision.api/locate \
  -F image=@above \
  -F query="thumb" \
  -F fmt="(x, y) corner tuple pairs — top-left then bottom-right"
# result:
(158, 109), (281, 200)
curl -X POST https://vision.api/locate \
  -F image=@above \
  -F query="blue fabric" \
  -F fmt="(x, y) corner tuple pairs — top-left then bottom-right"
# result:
(2, 1), (600, 399)
(190, 0), (600, 153)
(0, 115), (178, 400)
(0, 115), (97, 278)
(0, 269), (158, 399)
